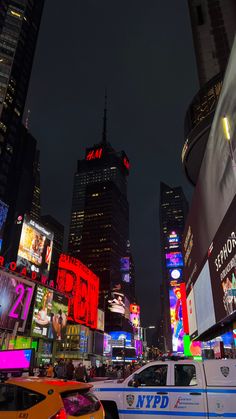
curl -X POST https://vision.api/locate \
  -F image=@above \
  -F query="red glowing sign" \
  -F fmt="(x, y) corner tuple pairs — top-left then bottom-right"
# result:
(130, 304), (140, 314)
(123, 156), (130, 170)
(56, 254), (99, 329)
(86, 147), (103, 161)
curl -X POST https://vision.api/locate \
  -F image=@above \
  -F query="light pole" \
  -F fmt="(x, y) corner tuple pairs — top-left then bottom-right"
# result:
(142, 326), (155, 360)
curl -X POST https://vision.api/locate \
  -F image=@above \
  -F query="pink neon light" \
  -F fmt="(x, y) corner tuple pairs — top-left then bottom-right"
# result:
(22, 286), (33, 320)
(9, 284), (24, 319)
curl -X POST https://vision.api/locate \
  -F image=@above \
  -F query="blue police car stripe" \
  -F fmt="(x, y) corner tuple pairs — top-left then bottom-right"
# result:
(96, 387), (236, 394)
(119, 410), (236, 417)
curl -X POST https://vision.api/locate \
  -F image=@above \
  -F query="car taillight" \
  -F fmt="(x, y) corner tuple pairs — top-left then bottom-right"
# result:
(49, 408), (67, 419)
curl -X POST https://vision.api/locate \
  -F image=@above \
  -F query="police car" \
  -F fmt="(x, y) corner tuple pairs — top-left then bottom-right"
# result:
(91, 359), (236, 418)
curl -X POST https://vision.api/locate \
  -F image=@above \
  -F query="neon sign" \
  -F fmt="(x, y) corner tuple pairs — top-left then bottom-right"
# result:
(56, 254), (99, 329)
(123, 157), (130, 170)
(0, 270), (35, 332)
(86, 147), (103, 161)
(0, 256), (51, 284)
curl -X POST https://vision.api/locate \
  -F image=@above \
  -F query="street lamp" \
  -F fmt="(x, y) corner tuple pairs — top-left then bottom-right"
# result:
(142, 326), (155, 360)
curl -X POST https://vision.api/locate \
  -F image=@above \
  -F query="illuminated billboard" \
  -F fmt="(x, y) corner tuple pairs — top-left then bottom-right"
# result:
(169, 284), (184, 353)
(168, 231), (180, 249)
(165, 252), (183, 268)
(56, 254), (99, 329)
(0, 270), (35, 332)
(130, 304), (140, 334)
(0, 200), (8, 252)
(108, 291), (125, 315)
(120, 256), (130, 283)
(16, 215), (53, 282)
(85, 146), (103, 161)
(31, 284), (68, 340)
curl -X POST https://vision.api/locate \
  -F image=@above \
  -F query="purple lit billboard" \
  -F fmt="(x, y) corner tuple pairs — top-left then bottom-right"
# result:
(0, 270), (35, 332)
(166, 252), (183, 268)
(169, 285), (184, 353)
(0, 349), (34, 371)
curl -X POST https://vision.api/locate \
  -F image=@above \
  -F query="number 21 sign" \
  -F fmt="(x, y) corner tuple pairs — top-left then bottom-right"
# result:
(0, 270), (35, 332)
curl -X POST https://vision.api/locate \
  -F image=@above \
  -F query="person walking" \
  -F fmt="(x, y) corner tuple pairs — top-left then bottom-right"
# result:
(66, 360), (75, 380)
(75, 363), (87, 382)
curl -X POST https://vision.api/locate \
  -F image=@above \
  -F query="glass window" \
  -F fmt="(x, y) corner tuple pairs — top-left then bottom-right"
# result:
(132, 365), (168, 387)
(175, 364), (197, 386)
(61, 390), (100, 416)
(0, 384), (45, 411)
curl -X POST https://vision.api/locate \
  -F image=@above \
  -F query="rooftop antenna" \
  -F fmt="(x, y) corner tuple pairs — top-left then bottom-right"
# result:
(102, 90), (107, 144)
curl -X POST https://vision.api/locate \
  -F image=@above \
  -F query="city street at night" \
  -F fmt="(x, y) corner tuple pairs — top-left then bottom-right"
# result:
(0, 0), (236, 418)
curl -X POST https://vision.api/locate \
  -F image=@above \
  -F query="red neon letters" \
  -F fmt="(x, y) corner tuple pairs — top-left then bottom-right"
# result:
(56, 254), (99, 329)
(86, 148), (103, 161)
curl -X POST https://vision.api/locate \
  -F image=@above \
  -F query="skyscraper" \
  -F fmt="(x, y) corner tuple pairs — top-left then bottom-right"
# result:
(68, 102), (132, 310)
(182, 0), (236, 185)
(159, 182), (188, 352)
(0, 0), (44, 200)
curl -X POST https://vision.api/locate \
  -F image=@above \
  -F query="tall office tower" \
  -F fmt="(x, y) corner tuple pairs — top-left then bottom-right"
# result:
(41, 215), (64, 286)
(159, 182), (188, 352)
(3, 125), (41, 260)
(182, 0), (236, 185)
(0, 0), (44, 200)
(68, 105), (132, 311)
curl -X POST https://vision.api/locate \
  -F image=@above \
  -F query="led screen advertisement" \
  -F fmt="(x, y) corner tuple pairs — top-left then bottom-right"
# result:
(0, 270), (35, 332)
(130, 304), (140, 333)
(169, 284), (184, 353)
(165, 252), (183, 268)
(207, 194), (236, 323)
(120, 256), (130, 283)
(16, 215), (53, 282)
(108, 291), (125, 315)
(56, 254), (99, 329)
(183, 38), (236, 294)
(31, 284), (68, 340)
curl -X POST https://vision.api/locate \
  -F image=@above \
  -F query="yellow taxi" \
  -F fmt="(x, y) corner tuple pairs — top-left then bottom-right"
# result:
(0, 377), (104, 418)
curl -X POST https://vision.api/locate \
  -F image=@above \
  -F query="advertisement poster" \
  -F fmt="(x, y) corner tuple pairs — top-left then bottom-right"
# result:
(56, 254), (99, 328)
(108, 291), (125, 315)
(130, 304), (140, 334)
(0, 270), (35, 332)
(169, 285), (184, 353)
(165, 252), (183, 268)
(120, 257), (130, 283)
(17, 215), (54, 282)
(31, 285), (68, 340)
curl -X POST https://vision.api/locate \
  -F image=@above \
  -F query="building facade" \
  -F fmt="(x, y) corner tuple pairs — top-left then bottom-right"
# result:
(183, 0), (236, 185)
(159, 182), (188, 352)
(68, 107), (134, 326)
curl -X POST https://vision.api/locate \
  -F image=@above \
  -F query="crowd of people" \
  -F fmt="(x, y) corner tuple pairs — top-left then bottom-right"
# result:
(38, 360), (139, 381)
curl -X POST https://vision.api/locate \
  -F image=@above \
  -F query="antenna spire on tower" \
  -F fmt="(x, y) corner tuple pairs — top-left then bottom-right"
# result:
(102, 90), (107, 144)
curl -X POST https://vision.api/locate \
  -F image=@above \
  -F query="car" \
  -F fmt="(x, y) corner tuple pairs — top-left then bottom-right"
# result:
(0, 376), (105, 418)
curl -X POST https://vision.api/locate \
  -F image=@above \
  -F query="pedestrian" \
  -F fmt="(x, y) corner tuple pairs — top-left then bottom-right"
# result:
(55, 360), (66, 379)
(66, 360), (75, 380)
(46, 363), (54, 378)
(89, 366), (96, 380)
(75, 363), (88, 382)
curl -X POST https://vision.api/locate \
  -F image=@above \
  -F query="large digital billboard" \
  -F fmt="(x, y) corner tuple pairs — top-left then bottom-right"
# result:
(0, 270), (35, 332)
(169, 284), (184, 353)
(120, 256), (130, 283)
(56, 254), (99, 329)
(31, 284), (68, 340)
(108, 291), (125, 315)
(16, 215), (54, 283)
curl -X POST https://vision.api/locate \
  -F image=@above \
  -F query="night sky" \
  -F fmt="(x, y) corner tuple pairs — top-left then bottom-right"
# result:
(26, 1), (199, 330)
